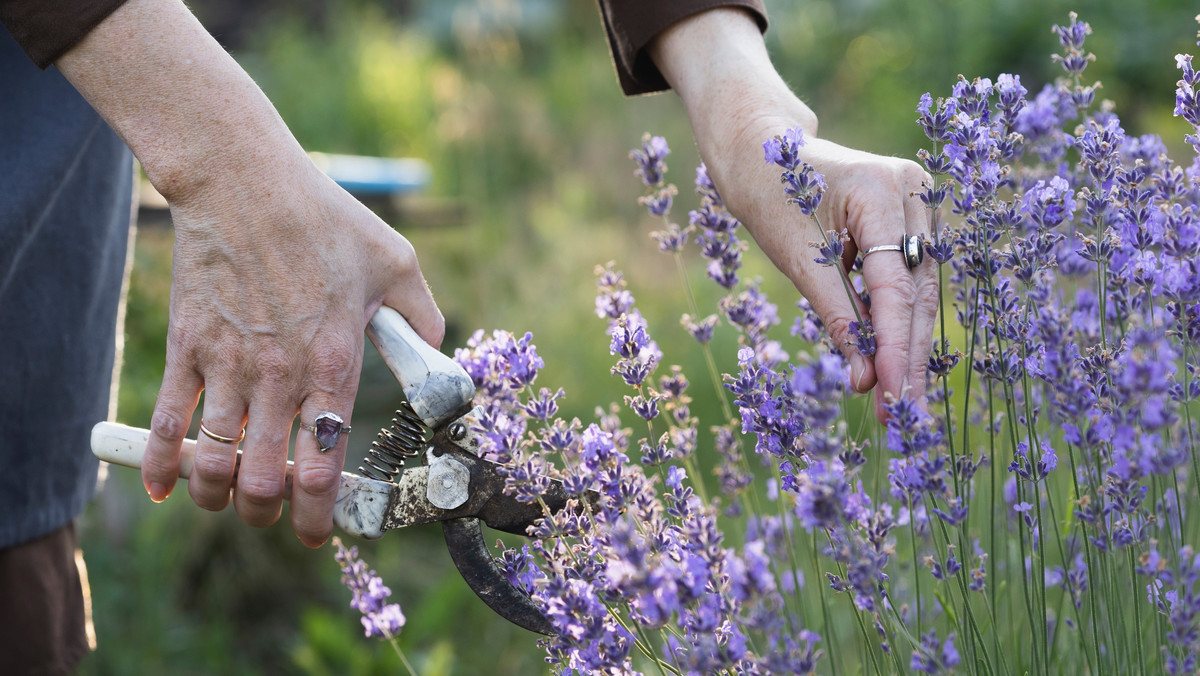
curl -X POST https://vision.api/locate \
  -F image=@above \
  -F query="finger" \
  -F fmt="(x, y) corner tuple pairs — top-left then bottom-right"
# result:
(291, 398), (356, 548)
(290, 333), (363, 547)
(800, 262), (876, 393)
(232, 393), (295, 528)
(903, 183), (939, 410)
(380, 236), (445, 349)
(187, 384), (247, 511)
(858, 203), (917, 422)
(142, 362), (203, 502)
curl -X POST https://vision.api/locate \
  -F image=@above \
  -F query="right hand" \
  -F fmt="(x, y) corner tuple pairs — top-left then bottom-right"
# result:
(55, 0), (444, 547)
(141, 152), (443, 548)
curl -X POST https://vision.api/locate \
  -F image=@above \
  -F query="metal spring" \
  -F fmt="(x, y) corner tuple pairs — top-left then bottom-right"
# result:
(358, 400), (429, 482)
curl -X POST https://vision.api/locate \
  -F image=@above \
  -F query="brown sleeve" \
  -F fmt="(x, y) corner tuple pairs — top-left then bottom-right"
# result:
(597, 0), (767, 96)
(0, 0), (131, 68)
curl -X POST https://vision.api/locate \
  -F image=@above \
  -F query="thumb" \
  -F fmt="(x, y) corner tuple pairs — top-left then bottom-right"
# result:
(382, 278), (445, 351)
(372, 234), (446, 349)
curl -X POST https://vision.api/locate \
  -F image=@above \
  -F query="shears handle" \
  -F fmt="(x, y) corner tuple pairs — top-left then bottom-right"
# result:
(366, 306), (474, 429)
(90, 421), (394, 539)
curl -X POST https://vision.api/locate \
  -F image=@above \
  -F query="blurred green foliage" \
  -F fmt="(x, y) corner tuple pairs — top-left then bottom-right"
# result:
(80, 0), (1198, 673)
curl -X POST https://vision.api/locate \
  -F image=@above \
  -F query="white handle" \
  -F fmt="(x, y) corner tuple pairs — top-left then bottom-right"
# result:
(91, 421), (392, 539)
(366, 306), (474, 428)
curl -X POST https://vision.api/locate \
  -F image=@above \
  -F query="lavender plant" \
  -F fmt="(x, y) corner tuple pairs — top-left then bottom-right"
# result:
(340, 12), (1200, 675)
(333, 537), (417, 675)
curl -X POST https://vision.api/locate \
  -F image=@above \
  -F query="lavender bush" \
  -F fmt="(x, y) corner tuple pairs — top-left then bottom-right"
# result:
(341, 13), (1200, 675)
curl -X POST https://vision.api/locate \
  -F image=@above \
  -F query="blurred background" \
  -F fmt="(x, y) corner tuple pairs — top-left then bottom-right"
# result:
(79, 0), (1197, 673)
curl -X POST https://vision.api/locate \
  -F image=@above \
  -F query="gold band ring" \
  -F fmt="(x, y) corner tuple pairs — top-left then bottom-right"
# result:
(199, 420), (246, 444)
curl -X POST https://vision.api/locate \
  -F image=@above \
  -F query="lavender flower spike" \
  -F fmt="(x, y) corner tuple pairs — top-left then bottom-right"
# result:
(764, 126), (827, 215)
(632, 134), (671, 187)
(334, 537), (408, 639)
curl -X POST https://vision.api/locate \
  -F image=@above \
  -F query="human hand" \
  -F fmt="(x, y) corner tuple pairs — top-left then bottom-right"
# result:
(145, 158), (442, 546)
(650, 8), (938, 421)
(56, 0), (443, 545)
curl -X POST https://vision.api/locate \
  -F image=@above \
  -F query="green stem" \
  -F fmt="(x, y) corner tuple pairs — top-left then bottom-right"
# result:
(387, 636), (420, 676)
(812, 530), (843, 676)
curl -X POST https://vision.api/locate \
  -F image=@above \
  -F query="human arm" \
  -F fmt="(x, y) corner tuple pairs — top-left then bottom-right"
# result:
(648, 8), (938, 420)
(52, 0), (443, 546)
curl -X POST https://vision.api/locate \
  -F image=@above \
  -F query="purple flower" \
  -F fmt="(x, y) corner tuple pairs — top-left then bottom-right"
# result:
(594, 263), (635, 319)
(911, 630), (960, 674)
(848, 319), (877, 357)
(1022, 176), (1076, 229)
(764, 127), (827, 215)
(792, 460), (856, 531)
(639, 185), (677, 218)
(631, 134), (670, 187)
(917, 93), (957, 143)
(333, 538), (407, 639)
(681, 313), (718, 344)
(695, 162), (723, 207)
(763, 127), (805, 169)
(650, 222), (690, 252)
(1052, 13), (1094, 78)
(523, 387), (563, 421)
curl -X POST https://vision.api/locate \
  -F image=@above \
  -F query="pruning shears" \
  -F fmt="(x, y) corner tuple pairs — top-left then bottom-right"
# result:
(91, 307), (573, 635)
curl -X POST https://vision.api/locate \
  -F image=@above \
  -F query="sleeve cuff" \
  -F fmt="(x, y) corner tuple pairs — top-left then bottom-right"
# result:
(0, 0), (132, 68)
(597, 0), (768, 96)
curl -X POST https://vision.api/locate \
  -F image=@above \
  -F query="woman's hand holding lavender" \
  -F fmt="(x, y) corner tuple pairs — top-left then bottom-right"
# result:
(649, 7), (938, 420)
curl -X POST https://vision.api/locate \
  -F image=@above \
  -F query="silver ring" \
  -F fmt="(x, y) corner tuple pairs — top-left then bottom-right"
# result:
(302, 411), (352, 453)
(863, 235), (924, 271)
(200, 419), (245, 444)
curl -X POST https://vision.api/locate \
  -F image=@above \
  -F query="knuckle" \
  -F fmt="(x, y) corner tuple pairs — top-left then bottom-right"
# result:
(150, 408), (189, 443)
(915, 275), (941, 303)
(236, 474), (287, 507)
(824, 315), (856, 342)
(899, 159), (931, 187)
(191, 452), (235, 483)
(295, 461), (342, 497)
(855, 162), (897, 189)
(389, 236), (419, 273)
(165, 323), (197, 351)
(166, 325), (206, 365)
(253, 345), (292, 385)
(308, 335), (360, 386)
(874, 275), (918, 304)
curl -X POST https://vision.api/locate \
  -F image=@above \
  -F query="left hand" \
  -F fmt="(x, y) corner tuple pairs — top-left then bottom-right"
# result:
(650, 8), (939, 421)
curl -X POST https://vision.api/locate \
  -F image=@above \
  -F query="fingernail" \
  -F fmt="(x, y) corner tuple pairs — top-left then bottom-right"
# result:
(148, 482), (169, 503)
(851, 354), (867, 392)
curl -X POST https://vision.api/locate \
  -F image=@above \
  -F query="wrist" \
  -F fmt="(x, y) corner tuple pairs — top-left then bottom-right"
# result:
(55, 0), (308, 204)
(648, 8), (817, 175)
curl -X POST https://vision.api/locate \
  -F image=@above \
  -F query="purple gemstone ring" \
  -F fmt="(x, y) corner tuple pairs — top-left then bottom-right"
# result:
(302, 412), (352, 453)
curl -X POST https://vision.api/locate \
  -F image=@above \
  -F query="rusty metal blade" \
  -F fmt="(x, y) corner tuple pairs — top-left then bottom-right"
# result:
(441, 517), (553, 635)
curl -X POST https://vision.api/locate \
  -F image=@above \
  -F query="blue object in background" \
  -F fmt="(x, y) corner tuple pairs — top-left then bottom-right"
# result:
(309, 152), (431, 196)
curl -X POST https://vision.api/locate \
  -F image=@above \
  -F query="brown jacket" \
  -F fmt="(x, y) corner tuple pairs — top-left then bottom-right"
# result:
(0, 0), (765, 95)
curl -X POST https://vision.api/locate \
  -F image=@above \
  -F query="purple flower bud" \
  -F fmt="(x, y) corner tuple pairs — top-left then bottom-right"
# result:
(333, 538), (407, 640)
(631, 134), (670, 186)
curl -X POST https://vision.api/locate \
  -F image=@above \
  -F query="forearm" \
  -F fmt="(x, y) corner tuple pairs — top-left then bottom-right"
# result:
(648, 8), (817, 173)
(54, 0), (304, 203)
(652, 6), (820, 204)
